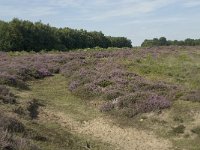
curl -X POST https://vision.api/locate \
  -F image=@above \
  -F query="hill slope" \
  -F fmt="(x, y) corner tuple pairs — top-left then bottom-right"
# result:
(0, 46), (200, 149)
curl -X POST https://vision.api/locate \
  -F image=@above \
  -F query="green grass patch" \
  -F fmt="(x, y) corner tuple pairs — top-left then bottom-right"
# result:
(18, 74), (101, 122)
(123, 51), (200, 90)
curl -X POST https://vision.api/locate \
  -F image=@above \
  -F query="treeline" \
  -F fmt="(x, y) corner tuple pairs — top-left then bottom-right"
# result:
(141, 37), (200, 47)
(0, 18), (132, 51)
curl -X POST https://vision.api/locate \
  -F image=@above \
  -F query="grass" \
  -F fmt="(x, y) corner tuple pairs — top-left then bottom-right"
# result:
(119, 48), (200, 149)
(15, 74), (113, 150)
(19, 74), (102, 122)
(23, 119), (112, 150)
(191, 126), (200, 137)
(1, 47), (200, 150)
(124, 50), (200, 90)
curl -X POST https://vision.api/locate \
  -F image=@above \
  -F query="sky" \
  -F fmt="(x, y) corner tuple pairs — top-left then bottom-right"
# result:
(0, 0), (200, 46)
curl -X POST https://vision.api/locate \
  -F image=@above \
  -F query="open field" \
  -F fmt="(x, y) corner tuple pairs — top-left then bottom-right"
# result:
(0, 46), (200, 150)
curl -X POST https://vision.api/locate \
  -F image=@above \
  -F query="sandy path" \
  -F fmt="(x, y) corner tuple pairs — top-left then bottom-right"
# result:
(39, 108), (172, 150)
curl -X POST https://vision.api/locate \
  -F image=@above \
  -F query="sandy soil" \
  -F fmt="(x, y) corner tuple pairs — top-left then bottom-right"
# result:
(39, 108), (172, 150)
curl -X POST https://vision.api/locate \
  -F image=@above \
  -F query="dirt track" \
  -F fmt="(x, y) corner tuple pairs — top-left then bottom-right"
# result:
(40, 109), (172, 150)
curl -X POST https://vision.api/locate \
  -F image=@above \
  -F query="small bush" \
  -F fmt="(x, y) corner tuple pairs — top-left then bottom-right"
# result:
(191, 126), (200, 136)
(0, 129), (40, 150)
(27, 99), (43, 119)
(184, 91), (200, 102)
(0, 114), (25, 133)
(32, 135), (47, 142)
(0, 85), (16, 104)
(99, 102), (114, 112)
(173, 116), (184, 123)
(120, 108), (136, 118)
(0, 74), (28, 89)
(115, 93), (141, 109)
(73, 84), (100, 99)
(136, 94), (171, 113)
(97, 80), (113, 88)
(172, 125), (185, 134)
(13, 106), (26, 115)
(104, 90), (123, 100)
(68, 80), (80, 91)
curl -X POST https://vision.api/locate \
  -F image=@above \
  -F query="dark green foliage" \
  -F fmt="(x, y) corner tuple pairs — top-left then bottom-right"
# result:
(191, 126), (200, 137)
(97, 80), (113, 88)
(27, 99), (43, 119)
(107, 36), (132, 48)
(172, 125), (185, 134)
(141, 37), (169, 47)
(141, 37), (200, 47)
(0, 18), (132, 51)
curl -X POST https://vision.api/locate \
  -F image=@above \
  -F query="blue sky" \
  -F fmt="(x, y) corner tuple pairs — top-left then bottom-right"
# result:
(0, 0), (200, 45)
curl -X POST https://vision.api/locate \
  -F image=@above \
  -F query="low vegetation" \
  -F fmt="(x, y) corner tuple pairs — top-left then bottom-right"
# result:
(0, 46), (199, 149)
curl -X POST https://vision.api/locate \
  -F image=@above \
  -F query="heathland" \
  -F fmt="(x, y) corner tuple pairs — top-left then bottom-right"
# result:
(0, 46), (200, 150)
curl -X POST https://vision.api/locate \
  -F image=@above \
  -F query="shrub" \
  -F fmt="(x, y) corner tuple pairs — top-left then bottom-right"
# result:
(0, 74), (28, 89)
(0, 129), (40, 150)
(104, 89), (123, 100)
(13, 106), (26, 115)
(68, 80), (81, 91)
(73, 84), (100, 99)
(0, 129), (10, 150)
(172, 125), (185, 134)
(0, 114), (25, 133)
(184, 91), (200, 102)
(99, 102), (114, 112)
(120, 108), (136, 118)
(191, 126), (200, 136)
(97, 80), (113, 88)
(0, 85), (16, 104)
(136, 94), (171, 113)
(27, 99), (43, 119)
(115, 93), (143, 109)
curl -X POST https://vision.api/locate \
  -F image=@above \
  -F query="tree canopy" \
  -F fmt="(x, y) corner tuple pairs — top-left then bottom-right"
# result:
(0, 18), (132, 52)
(141, 37), (200, 47)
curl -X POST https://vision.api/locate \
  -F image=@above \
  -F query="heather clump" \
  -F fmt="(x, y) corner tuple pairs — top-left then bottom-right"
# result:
(0, 73), (27, 89)
(101, 92), (171, 116)
(135, 94), (171, 114)
(0, 85), (16, 104)
(0, 53), (65, 89)
(0, 128), (40, 150)
(183, 90), (200, 102)
(103, 89), (124, 100)
(99, 102), (114, 112)
(0, 49), (182, 118)
(0, 113), (25, 133)
(58, 51), (175, 116)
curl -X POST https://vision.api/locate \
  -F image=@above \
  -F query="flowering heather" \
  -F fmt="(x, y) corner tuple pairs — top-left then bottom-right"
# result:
(99, 102), (114, 112)
(0, 48), (189, 116)
(135, 94), (171, 114)
(69, 80), (80, 91)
